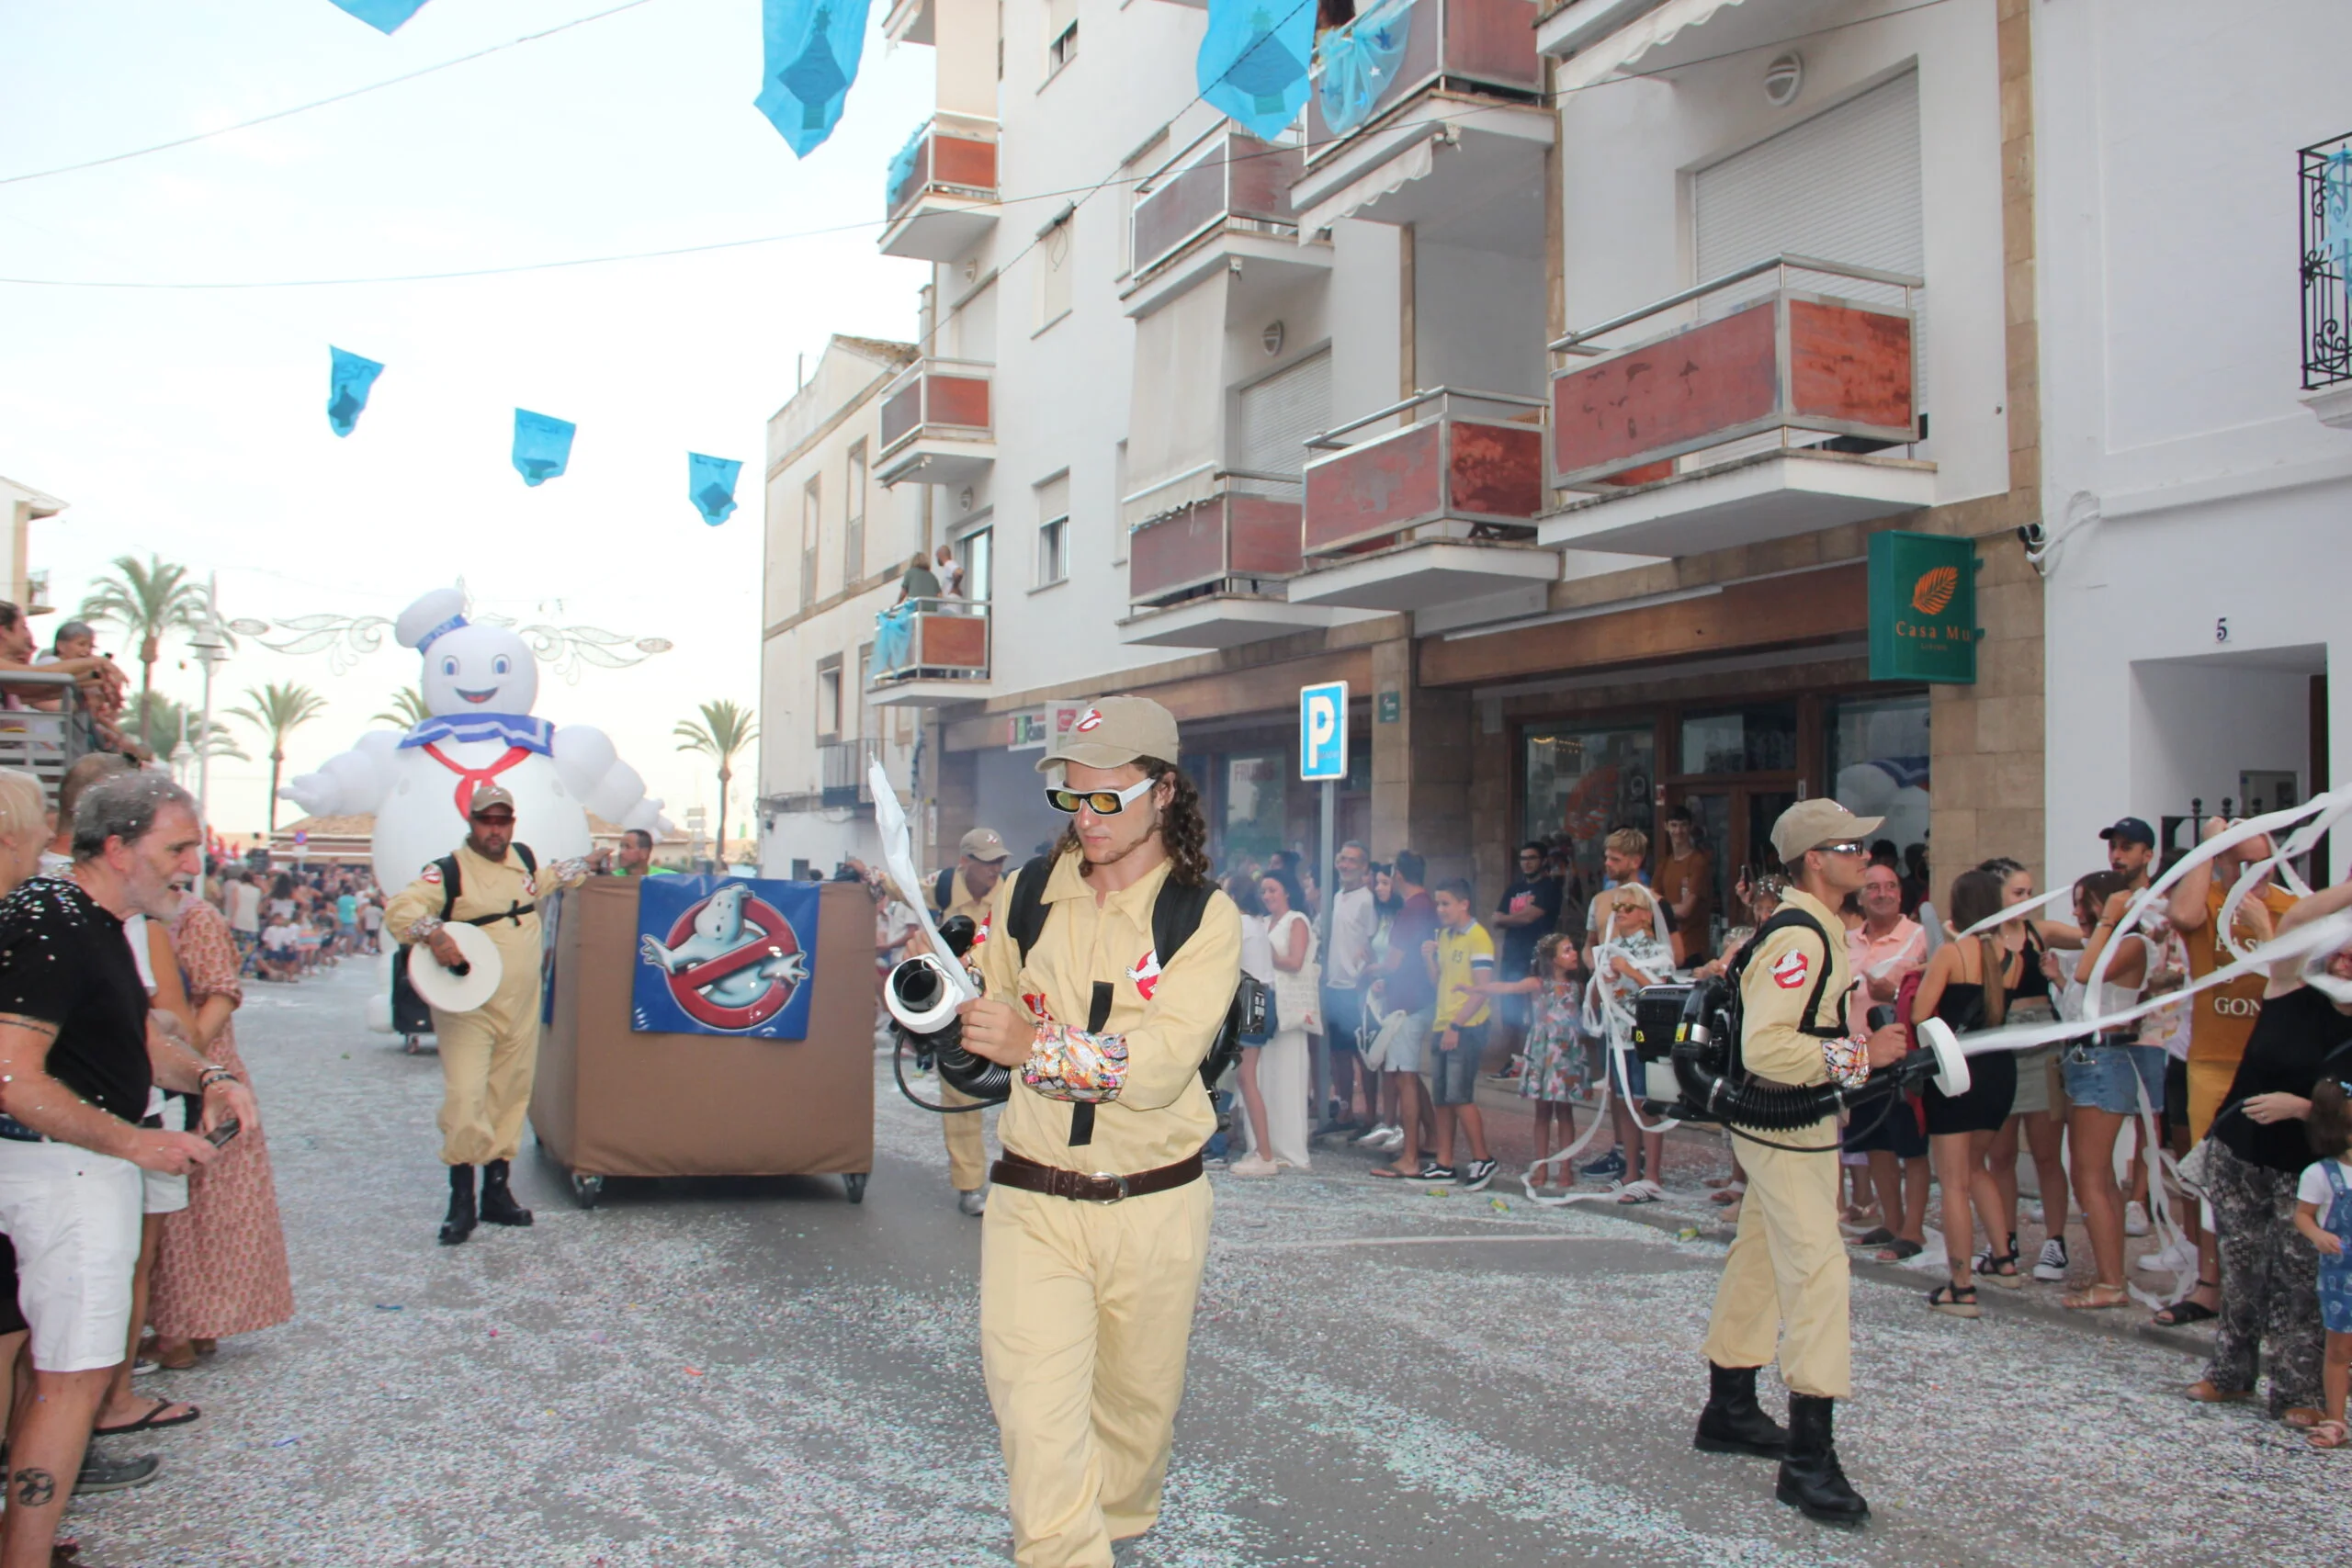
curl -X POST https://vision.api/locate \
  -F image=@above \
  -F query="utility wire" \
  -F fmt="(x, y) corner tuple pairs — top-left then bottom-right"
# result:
(0, 0), (668, 188)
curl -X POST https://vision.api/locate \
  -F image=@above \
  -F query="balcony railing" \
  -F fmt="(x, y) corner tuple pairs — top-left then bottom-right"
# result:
(1548, 254), (1921, 489)
(1305, 0), (1543, 164)
(1127, 472), (1305, 605)
(1131, 129), (1302, 280)
(0, 670), (91, 808)
(869, 597), (989, 688)
(877, 357), (993, 460)
(818, 737), (881, 808)
(1300, 388), (1547, 556)
(887, 111), (1000, 223)
(2302, 135), (2352, 390)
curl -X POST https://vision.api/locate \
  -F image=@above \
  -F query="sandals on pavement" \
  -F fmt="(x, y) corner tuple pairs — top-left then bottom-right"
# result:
(2281, 1406), (2326, 1429)
(1709, 1183), (1746, 1206)
(1615, 1179), (1664, 1204)
(1977, 1249), (2024, 1290)
(1926, 1282), (1981, 1318)
(2184, 1380), (2253, 1404)
(2154, 1280), (2222, 1326)
(1873, 1238), (1925, 1262)
(94, 1396), (199, 1437)
(2061, 1282), (2130, 1311)
(1849, 1225), (1896, 1247)
(2309, 1419), (2349, 1450)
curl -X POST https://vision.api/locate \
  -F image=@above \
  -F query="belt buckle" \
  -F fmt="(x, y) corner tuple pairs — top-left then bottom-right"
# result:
(1087, 1171), (1129, 1204)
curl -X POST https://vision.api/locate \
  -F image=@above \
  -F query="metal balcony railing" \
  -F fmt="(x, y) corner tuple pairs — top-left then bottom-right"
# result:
(887, 111), (1000, 223)
(1548, 254), (1922, 488)
(0, 670), (92, 808)
(1126, 468), (1306, 605)
(818, 737), (881, 808)
(1300, 387), (1548, 556)
(2301, 134), (2352, 390)
(1130, 128), (1303, 280)
(1305, 0), (1543, 164)
(877, 358), (994, 461)
(869, 597), (990, 687)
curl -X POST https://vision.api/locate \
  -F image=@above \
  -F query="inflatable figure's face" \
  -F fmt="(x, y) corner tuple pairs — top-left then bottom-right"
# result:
(420, 624), (539, 717)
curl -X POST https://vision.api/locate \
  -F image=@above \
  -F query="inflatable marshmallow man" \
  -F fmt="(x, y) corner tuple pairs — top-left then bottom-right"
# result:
(280, 587), (672, 887)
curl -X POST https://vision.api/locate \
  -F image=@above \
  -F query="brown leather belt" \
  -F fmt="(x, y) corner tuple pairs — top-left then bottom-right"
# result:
(989, 1147), (1204, 1205)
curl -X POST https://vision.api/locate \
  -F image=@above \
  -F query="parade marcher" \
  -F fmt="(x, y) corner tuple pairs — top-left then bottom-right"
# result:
(382, 784), (584, 1245)
(1692, 799), (1906, 1528)
(954, 696), (1240, 1567)
(929, 826), (1012, 1216)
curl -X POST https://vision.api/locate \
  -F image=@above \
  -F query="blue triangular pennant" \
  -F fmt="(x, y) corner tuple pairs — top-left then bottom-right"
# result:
(512, 410), (576, 487)
(328, 0), (435, 33)
(753, 0), (876, 156)
(687, 453), (743, 525)
(326, 346), (384, 438)
(1200, 0), (1316, 141)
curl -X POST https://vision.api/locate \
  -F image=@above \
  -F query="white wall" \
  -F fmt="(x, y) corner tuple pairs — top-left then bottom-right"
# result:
(1415, 240), (1546, 400)
(2132, 654), (2314, 828)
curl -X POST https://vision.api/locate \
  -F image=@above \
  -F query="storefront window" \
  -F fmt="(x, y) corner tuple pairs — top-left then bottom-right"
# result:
(1826, 694), (1930, 867)
(1219, 751), (1287, 868)
(1680, 703), (1798, 774)
(1524, 724), (1656, 886)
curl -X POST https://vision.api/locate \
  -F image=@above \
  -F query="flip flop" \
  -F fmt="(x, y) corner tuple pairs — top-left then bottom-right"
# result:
(2154, 1297), (2221, 1327)
(94, 1397), (199, 1437)
(1873, 1238), (1925, 1262)
(2061, 1283), (2129, 1311)
(1850, 1226), (1896, 1247)
(1367, 1167), (1410, 1180)
(2308, 1419), (2349, 1450)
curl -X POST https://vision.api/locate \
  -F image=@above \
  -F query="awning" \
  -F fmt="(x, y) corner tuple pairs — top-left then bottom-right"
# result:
(1121, 269), (1230, 531)
(1294, 133), (1435, 242)
(1555, 0), (1752, 91)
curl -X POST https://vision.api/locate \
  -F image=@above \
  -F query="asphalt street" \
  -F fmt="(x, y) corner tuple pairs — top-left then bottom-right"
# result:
(64, 960), (2351, 1566)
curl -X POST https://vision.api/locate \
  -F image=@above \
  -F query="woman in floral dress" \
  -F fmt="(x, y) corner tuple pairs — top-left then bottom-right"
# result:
(148, 888), (295, 1362)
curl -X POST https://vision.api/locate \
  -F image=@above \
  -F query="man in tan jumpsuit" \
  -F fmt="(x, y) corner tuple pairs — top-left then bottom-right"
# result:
(382, 784), (583, 1244)
(1693, 798), (1905, 1528)
(953, 696), (1239, 1568)
(931, 827), (1012, 1216)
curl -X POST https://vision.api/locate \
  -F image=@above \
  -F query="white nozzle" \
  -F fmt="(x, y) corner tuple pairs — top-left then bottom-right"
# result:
(886, 954), (963, 1036)
(1917, 1016), (1970, 1099)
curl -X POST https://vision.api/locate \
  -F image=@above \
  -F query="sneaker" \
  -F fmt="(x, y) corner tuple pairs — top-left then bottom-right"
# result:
(1616, 1179), (1664, 1204)
(77, 1450), (161, 1495)
(1462, 1158), (1498, 1191)
(1581, 1148), (1627, 1179)
(1375, 1126), (1407, 1151)
(956, 1188), (988, 1218)
(1419, 1163), (1456, 1181)
(1353, 1123), (1397, 1146)
(2032, 1237), (2069, 1282)
(2124, 1201), (2152, 1237)
(2137, 1239), (2194, 1273)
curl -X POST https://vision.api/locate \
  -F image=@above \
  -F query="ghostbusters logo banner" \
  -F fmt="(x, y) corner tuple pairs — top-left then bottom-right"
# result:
(631, 876), (820, 1039)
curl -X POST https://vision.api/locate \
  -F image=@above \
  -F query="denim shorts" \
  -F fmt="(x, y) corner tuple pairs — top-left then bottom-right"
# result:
(2061, 1040), (2166, 1116)
(1425, 1023), (1485, 1106)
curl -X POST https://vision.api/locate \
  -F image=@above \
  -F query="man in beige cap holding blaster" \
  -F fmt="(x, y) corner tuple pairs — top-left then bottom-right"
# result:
(951, 695), (1239, 1567)
(383, 784), (585, 1245)
(930, 825), (1013, 1215)
(1692, 797), (1907, 1529)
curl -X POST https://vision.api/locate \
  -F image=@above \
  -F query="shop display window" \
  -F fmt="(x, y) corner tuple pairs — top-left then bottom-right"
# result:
(1524, 724), (1655, 886)
(1826, 694), (1931, 867)
(1219, 750), (1287, 866)
(1680, 703), (1799, 774)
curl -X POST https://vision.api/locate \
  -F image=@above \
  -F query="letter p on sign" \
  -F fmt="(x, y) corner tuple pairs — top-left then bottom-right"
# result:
(1300, 681), (1348, 781)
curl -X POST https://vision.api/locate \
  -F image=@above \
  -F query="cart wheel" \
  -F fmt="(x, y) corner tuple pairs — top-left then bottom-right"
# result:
(570, 1173), (605, 1210)
(842, 1172), (868, 1205)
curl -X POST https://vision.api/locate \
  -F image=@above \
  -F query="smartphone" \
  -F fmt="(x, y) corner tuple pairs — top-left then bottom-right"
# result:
(203, 1117), (241, 1148)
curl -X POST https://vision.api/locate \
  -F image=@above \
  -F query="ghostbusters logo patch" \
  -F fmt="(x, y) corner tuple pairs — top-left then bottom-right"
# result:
(1022, 992), (1056, 1022)
(420, 863), (444, 885)
(1074, 707), (1103, 732)
(968, 912), (992, 949)
(1770, 949), (1811, 990)
(1127, 949), (1163, 1000)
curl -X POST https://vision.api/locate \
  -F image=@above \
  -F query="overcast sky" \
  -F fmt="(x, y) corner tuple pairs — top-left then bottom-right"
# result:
(0, 0), (931, 847)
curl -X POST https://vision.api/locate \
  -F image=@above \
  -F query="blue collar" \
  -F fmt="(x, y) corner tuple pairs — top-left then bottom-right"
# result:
(398, 713), (555, 756)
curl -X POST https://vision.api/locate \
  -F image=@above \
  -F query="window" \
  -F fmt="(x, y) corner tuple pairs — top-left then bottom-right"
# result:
(1826, 693), (1930, 865)
(1679, 703), (1798, 774)
(960, 525), (994, 603)
(1219, 751), (1286, 865)
(1035, 472), (1069, 587)
(799, 477), (820, 610)
(844, 443), (867, 581)
(854, 640), (875, 739)
(1522, 723), (1656, 889)
(1236, 349), (1332, 499)
(1045, 0), (1078, 79)
(815, 654), (842, 741)
(1036, 209), (1074, 330)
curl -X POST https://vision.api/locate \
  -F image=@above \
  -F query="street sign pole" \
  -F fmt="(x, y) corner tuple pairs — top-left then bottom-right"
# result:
(1299, 681), (1349, 1132)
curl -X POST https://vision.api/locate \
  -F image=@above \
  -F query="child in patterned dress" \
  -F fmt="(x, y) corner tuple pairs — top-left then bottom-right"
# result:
(1478, 933), (1583, 1190)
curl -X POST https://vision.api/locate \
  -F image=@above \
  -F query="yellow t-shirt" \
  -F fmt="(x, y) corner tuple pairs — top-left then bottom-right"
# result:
(1435, 920), (1496, 1029)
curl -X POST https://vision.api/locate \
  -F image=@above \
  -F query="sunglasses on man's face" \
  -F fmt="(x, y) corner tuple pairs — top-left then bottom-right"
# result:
(1815, 840), (1867, 857)
(1045, 775), (1158, 816)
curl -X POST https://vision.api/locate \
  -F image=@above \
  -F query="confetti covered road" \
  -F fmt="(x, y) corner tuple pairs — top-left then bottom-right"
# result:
(66, 961), (2351, 1566)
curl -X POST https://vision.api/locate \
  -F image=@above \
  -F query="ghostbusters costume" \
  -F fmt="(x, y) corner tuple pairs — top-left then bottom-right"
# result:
(970, 699), (1241, 1568)
(382, 784), (584, 1243)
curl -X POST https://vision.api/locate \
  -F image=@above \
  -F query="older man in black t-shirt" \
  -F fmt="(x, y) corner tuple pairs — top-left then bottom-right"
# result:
(0, 773), (259, 1565)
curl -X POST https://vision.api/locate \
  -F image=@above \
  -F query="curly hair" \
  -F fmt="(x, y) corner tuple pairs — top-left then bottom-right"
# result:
(1052, 757), (1213, 886)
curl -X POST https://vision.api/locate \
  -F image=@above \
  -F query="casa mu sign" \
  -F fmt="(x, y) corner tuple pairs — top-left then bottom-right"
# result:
(1868, 531), (1979, 684)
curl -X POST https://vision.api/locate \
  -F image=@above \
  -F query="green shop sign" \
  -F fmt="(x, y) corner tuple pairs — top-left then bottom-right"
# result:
(1868, 531), (1978, 684)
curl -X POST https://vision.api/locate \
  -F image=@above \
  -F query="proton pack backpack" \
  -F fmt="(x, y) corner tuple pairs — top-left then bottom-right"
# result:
(434, 842), (539, 928)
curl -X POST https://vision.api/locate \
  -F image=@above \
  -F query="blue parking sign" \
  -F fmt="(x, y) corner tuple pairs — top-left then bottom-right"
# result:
(1300, 681), (1348, 781)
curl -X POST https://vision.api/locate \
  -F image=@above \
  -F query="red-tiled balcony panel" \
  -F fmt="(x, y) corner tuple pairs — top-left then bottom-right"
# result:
(877, 359), (993, 467)
(1304, 0), (1544, 164)
(1128, 494), (1305, 604)
(1302, 412), (1545, 556)
(888, 118), (999, 222)
(1131, 132), (1301, 280)
(871, 600), (990, 689)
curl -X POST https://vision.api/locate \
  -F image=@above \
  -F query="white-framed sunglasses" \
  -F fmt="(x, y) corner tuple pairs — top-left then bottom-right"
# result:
(1045, 775), (1158, 816)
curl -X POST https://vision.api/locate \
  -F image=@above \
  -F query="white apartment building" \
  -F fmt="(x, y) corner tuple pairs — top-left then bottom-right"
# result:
(763, 0), (2051, 924)
(2035, 0), (2351, 874)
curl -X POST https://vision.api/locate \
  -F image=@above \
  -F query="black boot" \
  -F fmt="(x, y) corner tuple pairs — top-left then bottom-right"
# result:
(479, 1158), (534, 1227)
(439, 1164), (477, 1246)
(1775, 1393), (1870, 1527)
(1693, 1362), (1789, 1459)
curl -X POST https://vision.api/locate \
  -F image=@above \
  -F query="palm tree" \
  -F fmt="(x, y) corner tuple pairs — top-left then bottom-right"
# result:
(76, 555), (212, 750)
(674, 700), (758, 865)
(371, 685), (431, 729)
(141, 692), (249, 762)
(229, 682), (327, 833)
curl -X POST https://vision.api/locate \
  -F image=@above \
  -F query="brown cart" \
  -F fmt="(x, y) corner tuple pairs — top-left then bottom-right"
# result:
(529, 877), (877, 1207)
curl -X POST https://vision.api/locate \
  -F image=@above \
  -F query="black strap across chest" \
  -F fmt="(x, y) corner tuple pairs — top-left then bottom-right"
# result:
(1726, 905), (1843, 1040)
(436, 842), (539, 927)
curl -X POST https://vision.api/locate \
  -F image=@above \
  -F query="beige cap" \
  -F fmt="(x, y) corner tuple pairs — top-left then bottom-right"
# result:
(958, 827), (1011, 863)
(468, 784), (516, 818)
(1036, 695), (1180, 774)
(1770, 798), (1883, 865)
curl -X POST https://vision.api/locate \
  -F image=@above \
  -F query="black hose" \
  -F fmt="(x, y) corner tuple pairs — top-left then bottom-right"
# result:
(892, 1036), (991, 1114)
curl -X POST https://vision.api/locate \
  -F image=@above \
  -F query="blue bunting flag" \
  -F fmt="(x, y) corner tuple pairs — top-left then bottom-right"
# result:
(688, 453), (743, 525)
(1199, 0), (1316, 142)
(753, 0), (876, 157)
(512, 410), (577, 487)
(328, 0), (435, 33)
(1316, 0), (1417, 138)
(326, 346), (384, 438)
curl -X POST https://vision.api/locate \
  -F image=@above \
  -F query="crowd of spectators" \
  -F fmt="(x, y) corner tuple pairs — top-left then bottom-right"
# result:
(216, 864), (382, 985)
(0, 605), (145, 761)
